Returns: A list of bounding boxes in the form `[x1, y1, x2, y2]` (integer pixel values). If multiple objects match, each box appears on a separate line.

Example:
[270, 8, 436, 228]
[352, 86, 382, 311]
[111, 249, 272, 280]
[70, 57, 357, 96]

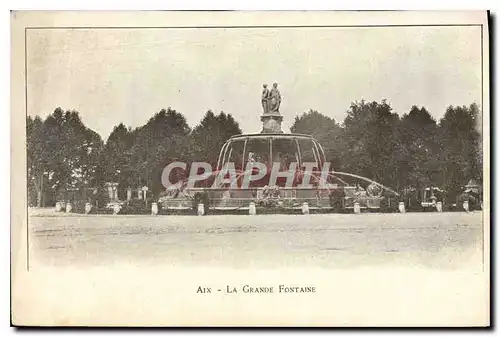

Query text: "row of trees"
[291, 100, 482, 199]
[27, 101, 482, 206]
[27, 107, 243, 206]
[27, 108, 103, 207]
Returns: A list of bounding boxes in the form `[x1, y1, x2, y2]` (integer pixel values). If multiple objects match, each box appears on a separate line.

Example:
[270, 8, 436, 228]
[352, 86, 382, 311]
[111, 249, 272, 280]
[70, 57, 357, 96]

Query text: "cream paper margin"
[10, 11, 490, 327]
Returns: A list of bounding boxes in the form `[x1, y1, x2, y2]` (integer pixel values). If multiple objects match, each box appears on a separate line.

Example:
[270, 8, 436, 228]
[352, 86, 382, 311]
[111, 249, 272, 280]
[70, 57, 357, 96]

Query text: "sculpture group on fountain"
[261, 82, 282, 115]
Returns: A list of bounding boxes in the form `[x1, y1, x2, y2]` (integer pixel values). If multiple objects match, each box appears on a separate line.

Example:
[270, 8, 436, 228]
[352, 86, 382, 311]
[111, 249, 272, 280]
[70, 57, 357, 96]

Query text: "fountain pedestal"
[261, 113, 283, 133]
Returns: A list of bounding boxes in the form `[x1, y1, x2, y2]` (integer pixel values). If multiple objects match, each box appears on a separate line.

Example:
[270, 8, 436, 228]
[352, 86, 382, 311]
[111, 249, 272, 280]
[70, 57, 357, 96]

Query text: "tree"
[397, 106, 439, 189]
[54, 110, 104, 198]
[101, 123, 134, 192]
[290, 109, 344, 169]
[342, 100, 401, 188]
[26, 108, 104, 205]
[129, 108, 192, 196]
[438, 103, 482, 200]
[190, 110, 242, 167]
[27, 116, 47, 206]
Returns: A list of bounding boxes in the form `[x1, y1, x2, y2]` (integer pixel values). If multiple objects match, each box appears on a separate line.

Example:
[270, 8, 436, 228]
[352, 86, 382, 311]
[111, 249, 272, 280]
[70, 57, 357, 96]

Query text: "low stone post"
[436, 202, 443, 213]
[463, 200, 469, 213]
[398, 202, 406, 213]
[55, 202, 62, 212]
[197, 203, 205, 216]
[249, 202, 256, 215]
[353, 202, 361, 214]
[84, 203, 92, 214]
[302, 202, 310, 215]
[151, 202, 158, 215]
[65, 202, 72, 213]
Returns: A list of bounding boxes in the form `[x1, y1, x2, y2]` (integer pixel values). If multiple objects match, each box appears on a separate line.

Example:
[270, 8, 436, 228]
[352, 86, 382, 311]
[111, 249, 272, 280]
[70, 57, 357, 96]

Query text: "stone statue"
[269, 82, 281, 113]
[261, 84, 270, 114]
[260, 82, 284, 133]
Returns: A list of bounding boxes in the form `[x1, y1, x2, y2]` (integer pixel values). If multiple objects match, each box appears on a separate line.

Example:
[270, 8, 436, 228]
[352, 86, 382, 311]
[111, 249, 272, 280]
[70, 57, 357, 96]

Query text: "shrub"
[120, 199, 151, 215]
[93, 207, 115, 215]
[380, 197, 398, 213]
[72, 200, 88, 213]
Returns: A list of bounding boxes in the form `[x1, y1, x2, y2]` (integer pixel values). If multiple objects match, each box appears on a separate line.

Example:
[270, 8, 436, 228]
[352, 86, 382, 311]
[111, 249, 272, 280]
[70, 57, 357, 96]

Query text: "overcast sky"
[26, 26, 482, 139]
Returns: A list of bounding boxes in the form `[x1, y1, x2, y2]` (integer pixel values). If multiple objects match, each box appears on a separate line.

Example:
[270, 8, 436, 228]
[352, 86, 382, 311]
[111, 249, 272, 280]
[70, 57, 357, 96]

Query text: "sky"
[26, 26, 482, 140]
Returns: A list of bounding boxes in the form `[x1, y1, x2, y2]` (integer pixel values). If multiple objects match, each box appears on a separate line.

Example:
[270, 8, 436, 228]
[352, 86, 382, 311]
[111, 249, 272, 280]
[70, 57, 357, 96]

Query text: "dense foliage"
[27, 100, 482, 206]
[290, 101, 482, 201]
[27, 107, 241, 206]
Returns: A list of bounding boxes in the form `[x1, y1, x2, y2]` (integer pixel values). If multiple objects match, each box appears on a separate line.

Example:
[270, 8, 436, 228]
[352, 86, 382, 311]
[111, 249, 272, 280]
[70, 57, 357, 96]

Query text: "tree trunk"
[36, 190, 42, 208]
[35, 173, 43, 207]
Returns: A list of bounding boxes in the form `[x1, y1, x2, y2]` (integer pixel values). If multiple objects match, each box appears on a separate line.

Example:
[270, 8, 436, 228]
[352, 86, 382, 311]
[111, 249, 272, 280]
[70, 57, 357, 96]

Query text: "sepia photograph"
[10, 10, 490, 327]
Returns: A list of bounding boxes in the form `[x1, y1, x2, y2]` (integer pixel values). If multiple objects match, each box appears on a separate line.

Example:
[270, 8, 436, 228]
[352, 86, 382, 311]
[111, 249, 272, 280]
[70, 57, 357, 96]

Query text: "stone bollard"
[84, 203, 92, 214]
[113, 203, 121, 215]
[302, 202, 310, 215]
[65, 202, 72, 213]
[249, 202, 256, 215]
[398, 202, 406, 213]
[353, 202, 361, 214]
[481, 202, 483, 210]
[151, 202, 158, 215]
[197, 203, 205, 216]
[436, 201, 443, 213]
[55, 202, 62, 212]
[463, 200, 469, 213]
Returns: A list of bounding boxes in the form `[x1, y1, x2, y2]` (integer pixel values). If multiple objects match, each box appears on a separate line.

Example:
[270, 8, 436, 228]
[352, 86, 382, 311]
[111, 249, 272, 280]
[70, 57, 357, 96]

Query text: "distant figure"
[261, 84, 270, 114]
[269, 83, 282, 113]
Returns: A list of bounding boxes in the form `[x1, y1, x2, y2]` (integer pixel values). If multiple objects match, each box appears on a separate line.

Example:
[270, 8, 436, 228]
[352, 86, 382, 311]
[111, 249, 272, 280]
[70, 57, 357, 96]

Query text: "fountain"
[160, 83, 399, 213]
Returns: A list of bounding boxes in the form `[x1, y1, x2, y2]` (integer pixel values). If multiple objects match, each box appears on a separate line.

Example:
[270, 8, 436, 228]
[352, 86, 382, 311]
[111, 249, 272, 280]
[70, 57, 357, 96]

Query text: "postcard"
[11, 10, 490, 327]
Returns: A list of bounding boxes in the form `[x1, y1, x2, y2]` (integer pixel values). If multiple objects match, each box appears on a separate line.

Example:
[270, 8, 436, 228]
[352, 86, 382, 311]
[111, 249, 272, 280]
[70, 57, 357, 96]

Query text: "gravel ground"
[28, 211, 484, 270]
